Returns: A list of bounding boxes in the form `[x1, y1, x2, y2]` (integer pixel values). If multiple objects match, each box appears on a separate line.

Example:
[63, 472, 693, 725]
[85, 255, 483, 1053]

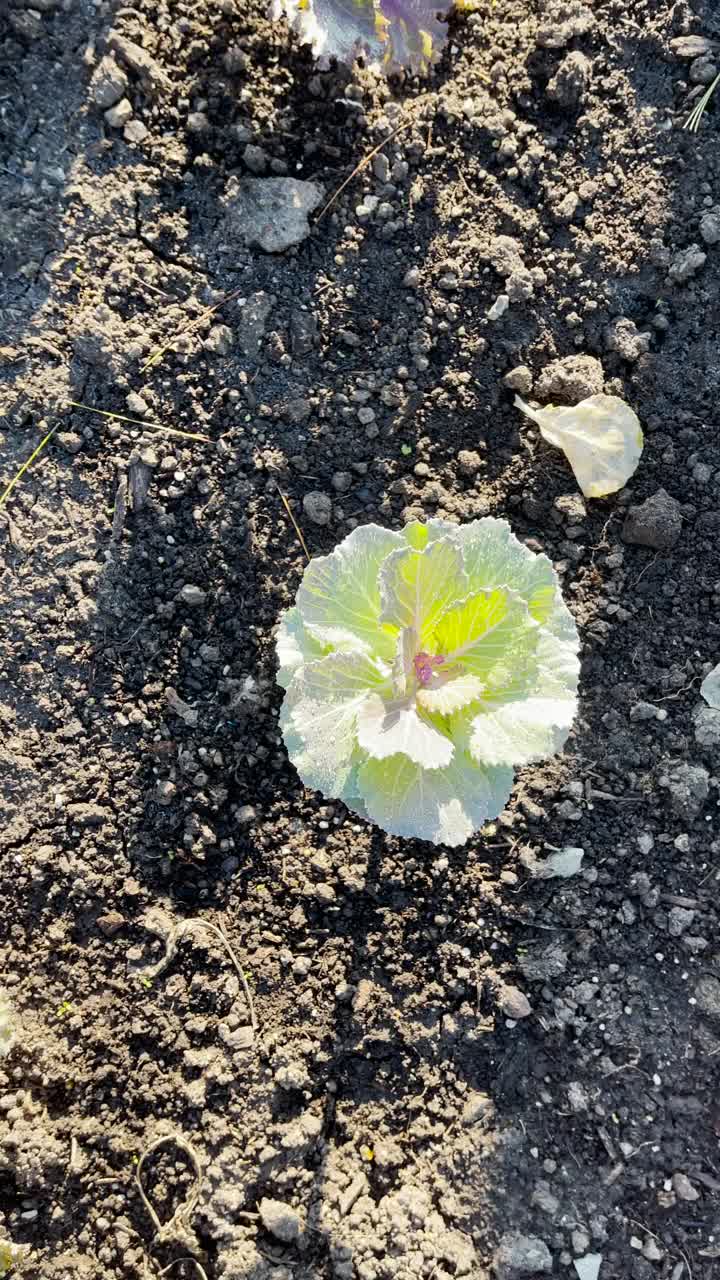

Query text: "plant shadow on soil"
[4, 0, 720, 1275]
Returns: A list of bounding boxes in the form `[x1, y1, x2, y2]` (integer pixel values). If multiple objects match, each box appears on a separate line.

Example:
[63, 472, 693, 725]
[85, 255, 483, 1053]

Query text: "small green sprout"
[56, 1000, 75, 1019]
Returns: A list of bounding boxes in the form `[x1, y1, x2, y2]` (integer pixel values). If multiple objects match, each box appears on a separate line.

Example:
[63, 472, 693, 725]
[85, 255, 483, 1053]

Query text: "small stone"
[690, 56, 719, 85]
[403, 267, 421, 288]
[372, 153, 390, 183]
[672, 1172, 700, 1202]
[663, 761, 709, 819]
[535, 354, 604, 403]
[461, 1091, 494, 1126]
[91, 56, 128, 109]
[124, 120, 148, 144]
[670, 35, 717, 59]
[531, 1182, 560, 1215]
[643, 1239, 664, 1262]
[105, 98, 133, 128]
[243, 143, 268, 174]
[622, 489, 682, 550]
[498, 984, 532, 1020]
[237, 805, 256, 824]
[57, 431, 83, 454]
[503, 365, 533, 395]
[517, 941, 568, 982]
[357, 407, 375, 425]
[203, 324, 233, 356]
[487, 293, 510, 321]
[700, 211, 720, 245]
[546, 51, 592, 106]
[314, 882, 336, 903]
[604, 316, 652, 362]
[567, 1081, 589, 1112]
[259, 1197, 301, 1244]
[155, 780, 177, 807]
[668, 244, 706, 284]
[494, 1233, 552, 1279]
[224, 177, 324, 254]
[187, 111, 210, 133]
[178, 584, 207, 607]
[668, 907, 695, 937]
[332, 471, 353, 493]
[694, 975, 720, 1019]
[164, 688, 198, 727]
[97, 911, 125, 937]
[290, 310, 318, 357]
[303, 491, 332, 526]
[629, 701, 664, 722]
[694, 706, 720, 748]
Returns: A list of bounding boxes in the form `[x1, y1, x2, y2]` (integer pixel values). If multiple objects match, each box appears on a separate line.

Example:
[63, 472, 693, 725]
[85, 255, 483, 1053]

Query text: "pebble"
[332, 471, 352, 493]
[670, 35, 717, 59]
[494, 1233, 552, 1278]
[672, 1172, 699, 1202]
[178, 584, 207, 607]
[604, 316, 651, 362]
[668, 906, 695, 937]
[224, 177, 324, 253]
[203, 324, 233, 356]
[187, 111, 209, 133]
[503, 365, 533, 395]
[303, 491, 332, 526]
[694, 705, 720, 748]
[57, 431, 83, 455]
[238, 291, 275, 359]
[155, 780, 177, 806]
[237, 805, 256, 824]
[699, 210, 720, 245]
[497, 983, 532, 1020]
[164, 687, 198, 727]
[96, 911, 125, 937]
[690, 56, 719, 85]
[259, 1197, 301, 1243]
[487, 293, 510, 321]
[531, 1182, 560, 1215]
[105, 98, 133, 128]
[124, 120, 148, 144]
[662, 761, 709, 819]
[693, 975, 720, 1019]
[668, 244, 707, 284]
[403, 267, 421, 288]
[461, 1091, 494, 1126]
[622, 488, 682, 550]
[91, 55, 128, 108]
[457, 449, 482, 477]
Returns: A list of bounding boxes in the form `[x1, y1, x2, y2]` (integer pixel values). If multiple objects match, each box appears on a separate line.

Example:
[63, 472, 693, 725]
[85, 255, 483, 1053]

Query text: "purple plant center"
[413, 651, 445, 686]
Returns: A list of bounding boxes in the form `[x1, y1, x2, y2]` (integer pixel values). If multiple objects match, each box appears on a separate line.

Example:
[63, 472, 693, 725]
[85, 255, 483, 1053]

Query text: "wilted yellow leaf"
[515, 393, 643, 498]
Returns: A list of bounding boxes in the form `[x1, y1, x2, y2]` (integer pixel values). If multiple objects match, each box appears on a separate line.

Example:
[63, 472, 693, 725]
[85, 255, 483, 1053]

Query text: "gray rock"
[547, 51, 592, 106]
[532, 1182, 560, 1215]
[694, 705, 720, 748]
[622, 489, 682, 550]
[672, 1172, 700, 1201]
[690, 56, 719, 85]
[105, 98, 133, 128]
[494, 1232, 552, 1278]
[108, 33, 171, 94]
[668, 244, 707, 284]
[303, 491, 332, 526]
[663, 761, 709, 819]
[497, 984, 532, 1020]
[203, 324, 233, 356]
[462, 1091, 495, 1126]
[237, 291, 275, 358]
[517, 941, 568, 982]
[604, 316, 652, 362]
[332, 471, 353, 493]
[670, 35, 717, 59]
[668, 906, 695, 937]
[694, 975, 720, 1019]
[243, 143, 268, 174]
[259, 1197, 301, 1243]
[57, 431, 83, 454]
[91, 56, 128, 109]
[700, 210, 720, 245]
[535, 354, 604, 403]
[178, 584, 207, 607]
[503, 365, 533, 395]
[290, 309, 317, 357]
[224, 177, 324, 254]
[187, 111, 209, 133]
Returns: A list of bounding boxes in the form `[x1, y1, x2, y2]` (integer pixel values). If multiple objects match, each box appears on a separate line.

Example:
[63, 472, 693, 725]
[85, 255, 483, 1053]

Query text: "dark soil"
[2, 0, 720, 1276]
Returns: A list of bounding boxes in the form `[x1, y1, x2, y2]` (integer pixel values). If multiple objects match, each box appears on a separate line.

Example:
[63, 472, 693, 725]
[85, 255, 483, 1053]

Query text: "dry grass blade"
[141, 285, 244, 373]
[315, 112, 417, 223]
[136, 1133, 208, 1280]
[684, 73, 720, 131]
[275, 481, 311, 562]
[0, 423, 60, 513]
[67, 401, 212, 443]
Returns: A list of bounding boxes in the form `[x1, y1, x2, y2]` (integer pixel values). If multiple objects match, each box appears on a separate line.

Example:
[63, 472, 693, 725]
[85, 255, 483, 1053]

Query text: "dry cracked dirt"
[2, 0, 720, 1278]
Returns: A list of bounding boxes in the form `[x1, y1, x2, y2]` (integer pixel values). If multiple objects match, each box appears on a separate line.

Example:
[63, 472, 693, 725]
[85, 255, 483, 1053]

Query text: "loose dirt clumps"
[3, 0, 720, 1276]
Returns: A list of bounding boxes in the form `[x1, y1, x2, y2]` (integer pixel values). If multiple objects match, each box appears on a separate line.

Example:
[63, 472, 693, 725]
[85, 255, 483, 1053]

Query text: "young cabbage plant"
[270, 0, 454, 73]
[277, 517, 580, 846]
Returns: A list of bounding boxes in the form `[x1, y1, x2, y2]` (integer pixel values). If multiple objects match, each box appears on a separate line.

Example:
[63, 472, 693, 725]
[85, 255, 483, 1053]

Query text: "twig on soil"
[314, 109, 420, 223]
[0, 422, 60, 513]
[275, 481, 311, 562]
[68, 401, 212, 443]
[140, 285, 244, 373]
[136, 912, 258, 1035]
[654, 676, 699, 702]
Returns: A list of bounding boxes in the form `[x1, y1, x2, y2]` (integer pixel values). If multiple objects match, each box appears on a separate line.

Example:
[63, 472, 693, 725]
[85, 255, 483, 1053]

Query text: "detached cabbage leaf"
[277, 517, 580, 846]
[271, 0, 451, 72]
[701, 662, 720, 709]
[515, 392, 644, 499]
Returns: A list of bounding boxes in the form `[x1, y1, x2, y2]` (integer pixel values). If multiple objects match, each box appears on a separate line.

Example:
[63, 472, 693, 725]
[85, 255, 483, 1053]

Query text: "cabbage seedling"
[271, 0, 453, 73]
[277, 517, 580, 846]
